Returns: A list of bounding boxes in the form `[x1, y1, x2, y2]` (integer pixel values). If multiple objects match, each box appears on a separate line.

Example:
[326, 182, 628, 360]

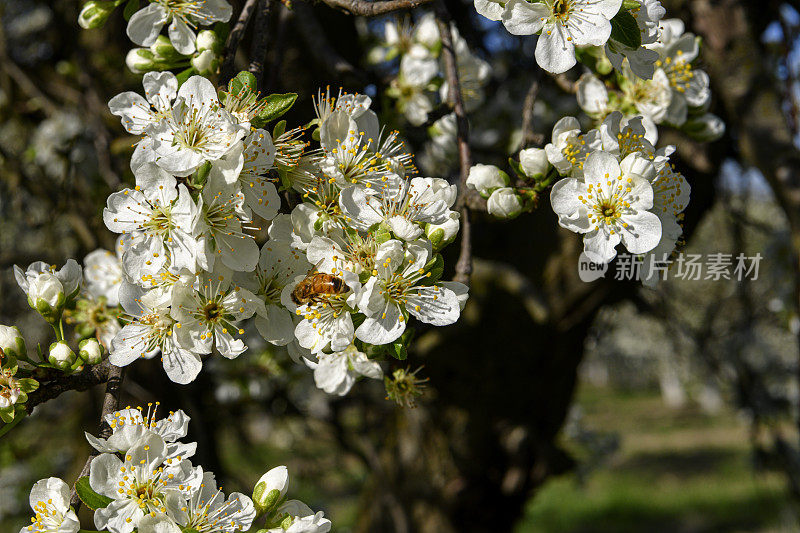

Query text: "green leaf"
[75, 476, 113, 510]
[122, 0, 139, 21]
[622, 0, 640, 9]
[229, 70, 257, 96]
[0, 409, 27, 438]
[610, 9, 641, 49]
[17, 378, 39, 394]
[255, 93, 298, 124]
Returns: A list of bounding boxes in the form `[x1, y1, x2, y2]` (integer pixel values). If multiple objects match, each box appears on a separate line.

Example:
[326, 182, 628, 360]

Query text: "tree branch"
[435, 1, 473, 285]
[521, 72, 544, 148]
[248, 0, 273, 85]
[69, 363, 125, 507]
[316, 0, 433, 17]
[26, 361, 113, 413]
[220, 0, 260, 85]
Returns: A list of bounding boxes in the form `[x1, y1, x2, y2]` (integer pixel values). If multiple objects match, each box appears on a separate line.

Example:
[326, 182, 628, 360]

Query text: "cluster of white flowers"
[576, 19, 724, 143]
[97, 72, 468, 390]
[19, 404, 328, 533]
[79, 0, 229, 76]
[370, 14, 491, 126]
[547, 111, 689, 282]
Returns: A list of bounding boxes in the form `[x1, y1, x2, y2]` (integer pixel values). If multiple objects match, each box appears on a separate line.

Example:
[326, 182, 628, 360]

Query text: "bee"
[291, 266, 348, 306]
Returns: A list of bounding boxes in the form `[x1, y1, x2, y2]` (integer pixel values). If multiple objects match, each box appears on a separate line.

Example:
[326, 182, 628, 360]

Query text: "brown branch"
[26, 361, 113, 414]
[435, 2, 473, 285]
[220, 0, 260, 86]
[548, 72, 577, 94]
[69, 364, 125, 507]
[521, 72, 544, 148]
[316, 0, 433, 17]
[248, 0, 272, 85]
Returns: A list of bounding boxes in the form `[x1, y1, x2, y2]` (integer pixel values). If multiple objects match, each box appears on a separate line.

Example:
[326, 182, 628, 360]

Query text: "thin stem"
[220, 0, 260, 85]
[435, 1, 473, 285]
[317, 0, 433, 17]
[70, 363, 125, 508]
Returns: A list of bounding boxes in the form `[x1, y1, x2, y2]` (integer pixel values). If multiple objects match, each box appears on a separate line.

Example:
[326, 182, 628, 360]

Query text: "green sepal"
[181, 528, 201, 533]
[622, 0, 640, 10]
[189, 161, 212, 190]
[391, 341, 407, 361]
[75, 476, 114, 510]
[123, 0, 139, 21]
[610, 8, 641, 49]
[374, 223, 392, 244]
[273, 120, 286, 139]
[420, 253, 444, 285]
[0, 405, 15, 423]
[17, 378, 38, 394]
[508, 157, 527, 181]
[278, 168, 293, 192]
[2, 358, 17, 374]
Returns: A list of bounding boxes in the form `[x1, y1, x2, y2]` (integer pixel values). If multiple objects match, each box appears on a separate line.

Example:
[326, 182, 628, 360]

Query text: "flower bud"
[78, 0, 117, 30]
[253, 465, 289, 516]
[487, 187, 523, 219]
[425, 211, 460, 250]
[191, 50, 219, 75]
[466, 164, 509, 197]
[78, 338, 104, 365]
[683, 113, 725, 142]
[28, 273, 65, 321]
[519, 147, 550, 180]
[126, 49, 158, 74]
[150, 35, 185, 62]
[0, 325, 26, 361]
[48, 341, 76, 371]
[196, 30, 222, 53]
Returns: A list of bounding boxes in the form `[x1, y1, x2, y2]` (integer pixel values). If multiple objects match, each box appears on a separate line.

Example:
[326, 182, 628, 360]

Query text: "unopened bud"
[253, 465, 289, 516]
[196, 30, 222, 53]
[48, 341, 76, 371]
[126, 49, 159, 74]
[78, 338, 104, 365]
[487, 187, 523, 219]
[425, 211, 460, 250]
[28, 274, 65, 321]
[519, 147, 550, 180]
[78, 0, 118, 30]
[191, 50, 219, 75]
[150, 35, 185, 62]
[466, 164, 509, 197]
[0, 325, 26, 361]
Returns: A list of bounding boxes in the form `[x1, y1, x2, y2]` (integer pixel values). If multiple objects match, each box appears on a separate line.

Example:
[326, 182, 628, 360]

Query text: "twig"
[521, 73, 544, 148]
[435, 1, 473, 285]
[549, 72, 576, 94]
[220, 0, 260, 85]
[316, 0, 433, 17]
[69, 364, 125, 507]
[25, 361, 113, 413]
[248, 0, 272, 85]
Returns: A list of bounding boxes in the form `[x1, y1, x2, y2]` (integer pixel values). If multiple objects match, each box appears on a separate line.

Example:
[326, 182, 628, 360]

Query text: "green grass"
[516, 386, 791, 533]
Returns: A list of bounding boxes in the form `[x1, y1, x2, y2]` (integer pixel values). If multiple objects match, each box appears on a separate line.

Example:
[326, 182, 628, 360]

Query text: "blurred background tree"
[1, 0, 800, 531]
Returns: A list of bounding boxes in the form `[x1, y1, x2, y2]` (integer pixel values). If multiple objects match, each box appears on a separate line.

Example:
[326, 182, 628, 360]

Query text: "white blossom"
[306, 344, 383, 396]
[500, 0, 622, 74]
[19, 478, 80, 533]
[550, 150, 662, 263]
[127, 0, 232, 55]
